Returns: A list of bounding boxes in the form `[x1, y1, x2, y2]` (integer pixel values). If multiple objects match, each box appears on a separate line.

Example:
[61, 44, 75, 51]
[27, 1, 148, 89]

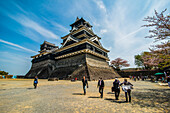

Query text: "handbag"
[111, 87, 115, 92]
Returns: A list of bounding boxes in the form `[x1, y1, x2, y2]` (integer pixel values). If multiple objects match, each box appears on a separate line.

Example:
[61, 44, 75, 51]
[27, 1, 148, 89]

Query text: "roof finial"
[76, 16, 79, 20]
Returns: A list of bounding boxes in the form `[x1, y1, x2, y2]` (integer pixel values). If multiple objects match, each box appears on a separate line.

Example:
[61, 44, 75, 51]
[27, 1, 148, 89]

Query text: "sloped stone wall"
[25, 60, 56, 78]
[50, 54, 87, 79]
[25, 53, 120, 80]
[86, 54, 109, 68]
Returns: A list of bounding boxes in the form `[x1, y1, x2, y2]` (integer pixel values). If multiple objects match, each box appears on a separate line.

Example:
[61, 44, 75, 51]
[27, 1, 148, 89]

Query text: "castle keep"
[25, 17, 120, 80]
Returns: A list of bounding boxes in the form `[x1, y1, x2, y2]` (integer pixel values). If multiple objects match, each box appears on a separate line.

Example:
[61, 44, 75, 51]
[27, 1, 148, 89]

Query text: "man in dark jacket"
[97, 77, 104, 98]
[82, 76, 88, 95]
[113, 78, 120, 100]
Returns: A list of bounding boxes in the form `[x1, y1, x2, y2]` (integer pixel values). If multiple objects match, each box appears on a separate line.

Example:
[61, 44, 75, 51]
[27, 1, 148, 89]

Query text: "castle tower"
[25, 17, 120, 80]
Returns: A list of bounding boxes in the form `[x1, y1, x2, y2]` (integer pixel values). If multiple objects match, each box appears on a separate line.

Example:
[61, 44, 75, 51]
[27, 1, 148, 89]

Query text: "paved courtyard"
[0, 78, 169, 113]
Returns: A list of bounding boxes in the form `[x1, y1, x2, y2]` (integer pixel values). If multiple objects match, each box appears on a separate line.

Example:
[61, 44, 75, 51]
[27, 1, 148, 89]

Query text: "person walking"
[162, 77, 165, 83]
[134, 76, 136, 81]
[82, 76, 88, 95]
[129, 76, 132, 80]
[120, 79, 133, 102]
[113, 78, 120, 100]
[33, 76, 38, 89]
[167, 76, 170, 87]
[97, 77, 104, 98]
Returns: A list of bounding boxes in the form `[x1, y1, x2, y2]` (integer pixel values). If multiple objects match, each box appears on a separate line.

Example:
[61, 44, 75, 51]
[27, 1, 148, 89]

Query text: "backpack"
[34, 80, 37, 84]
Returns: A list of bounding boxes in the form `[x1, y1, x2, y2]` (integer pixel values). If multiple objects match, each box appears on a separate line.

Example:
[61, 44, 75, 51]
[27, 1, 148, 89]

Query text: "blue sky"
[0, 0, 169, 75]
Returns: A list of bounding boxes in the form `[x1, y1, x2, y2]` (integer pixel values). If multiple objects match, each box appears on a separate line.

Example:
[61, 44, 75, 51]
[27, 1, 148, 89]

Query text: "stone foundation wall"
[86, 54, 109, 68]
[55, 54, 86, 68]
[25, 53, 120, 80]
[50, 54, 88, 79]
[25, 60, 56, 78]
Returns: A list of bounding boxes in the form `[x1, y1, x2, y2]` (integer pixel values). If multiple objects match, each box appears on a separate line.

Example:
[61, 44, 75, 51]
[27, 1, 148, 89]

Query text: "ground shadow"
[132, 88, 170, 111]
[107, 92, 114, 94]
[88, 96, 100, 98]
[27, 88, 34, 90]
[105, 98, 127, 103]
[72, 93, 84, 95]
[0, 89, 6, 91]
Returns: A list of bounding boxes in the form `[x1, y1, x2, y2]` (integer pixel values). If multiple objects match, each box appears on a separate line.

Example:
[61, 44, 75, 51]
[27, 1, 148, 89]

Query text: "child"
[33, 76, 38, 89]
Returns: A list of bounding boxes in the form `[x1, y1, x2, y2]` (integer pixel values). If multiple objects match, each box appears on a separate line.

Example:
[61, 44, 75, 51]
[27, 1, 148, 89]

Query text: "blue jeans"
[83, 86, 86, 95]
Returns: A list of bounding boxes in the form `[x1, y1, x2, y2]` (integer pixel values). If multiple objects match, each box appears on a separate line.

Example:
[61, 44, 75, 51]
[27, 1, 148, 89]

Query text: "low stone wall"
[118, 70, 158, 78]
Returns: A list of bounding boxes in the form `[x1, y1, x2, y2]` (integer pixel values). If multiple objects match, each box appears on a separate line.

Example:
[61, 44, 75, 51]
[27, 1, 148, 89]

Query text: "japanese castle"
[25, 17, 120, 80]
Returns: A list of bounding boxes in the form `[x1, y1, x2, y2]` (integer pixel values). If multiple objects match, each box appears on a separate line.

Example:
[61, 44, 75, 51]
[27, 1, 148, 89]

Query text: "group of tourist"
[82, 76, 133, 102]
[129, 75, 147, 81]
[129, 74, 170, 87]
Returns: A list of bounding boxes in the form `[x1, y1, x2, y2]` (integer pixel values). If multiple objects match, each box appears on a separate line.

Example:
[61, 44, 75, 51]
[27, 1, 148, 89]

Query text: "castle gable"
[62, 35, 80, 47]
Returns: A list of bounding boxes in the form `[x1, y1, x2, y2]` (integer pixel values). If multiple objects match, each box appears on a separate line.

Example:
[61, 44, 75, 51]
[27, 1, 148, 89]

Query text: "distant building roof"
[40, 41, 56, 46]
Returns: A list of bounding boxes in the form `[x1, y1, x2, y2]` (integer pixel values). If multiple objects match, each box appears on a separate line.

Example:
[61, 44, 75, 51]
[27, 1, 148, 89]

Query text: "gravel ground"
[0, 78, 169, 113]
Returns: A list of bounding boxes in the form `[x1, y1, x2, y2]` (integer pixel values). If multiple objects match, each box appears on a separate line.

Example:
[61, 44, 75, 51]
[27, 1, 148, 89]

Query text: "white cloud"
[100, 29, 107, 35]
[0, 51, 31, 62]
[0, 39, 37, 53]
[116, 27, 144, 42]
[93, 0, 107, 13]
[1, 2, 61, 42]
[11, 15, 59, 40]
[50, 21, 69, 33]
[20, 16, 58, 39]
[0, 51, 32, 75]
